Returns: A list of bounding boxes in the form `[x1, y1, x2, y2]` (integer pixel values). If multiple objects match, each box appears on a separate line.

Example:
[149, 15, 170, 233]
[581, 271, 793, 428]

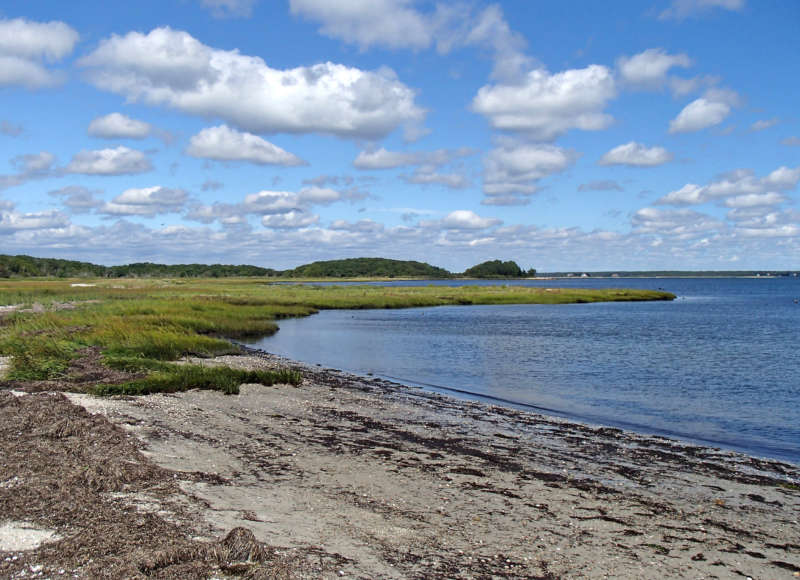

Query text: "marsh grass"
[0, 278, 674, 394]
[92, 364, 302, 396]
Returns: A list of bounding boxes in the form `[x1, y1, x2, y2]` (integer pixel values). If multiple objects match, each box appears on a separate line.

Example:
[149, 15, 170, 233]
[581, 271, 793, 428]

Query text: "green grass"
[93, 364, 302, 396]
[0, 277, 674, 395]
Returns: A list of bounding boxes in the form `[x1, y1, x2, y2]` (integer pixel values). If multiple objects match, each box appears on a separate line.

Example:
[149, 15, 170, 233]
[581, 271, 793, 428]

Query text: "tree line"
[0, 254, 540, 280]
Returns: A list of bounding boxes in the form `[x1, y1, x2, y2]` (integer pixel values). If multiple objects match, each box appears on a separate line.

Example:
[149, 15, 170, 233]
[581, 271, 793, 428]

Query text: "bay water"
[247, 278, 800, 463]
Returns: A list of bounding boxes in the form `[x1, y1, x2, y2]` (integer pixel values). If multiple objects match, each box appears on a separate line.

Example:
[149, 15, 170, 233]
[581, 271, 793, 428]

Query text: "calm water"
[249, 278, 800, 463]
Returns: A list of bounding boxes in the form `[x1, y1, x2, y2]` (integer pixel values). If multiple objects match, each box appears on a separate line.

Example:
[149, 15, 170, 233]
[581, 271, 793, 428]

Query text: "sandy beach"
[1, 351, 799, 578]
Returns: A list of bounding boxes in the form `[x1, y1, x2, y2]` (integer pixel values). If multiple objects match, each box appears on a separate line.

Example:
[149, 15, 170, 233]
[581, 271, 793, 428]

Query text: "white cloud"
[79, 27, 424, 140]
[290, 0, 433, 50]
[727, 207, 800, 238]
[483, 142, 577, 199]
[0, 18, 78, 89]
[617, 48, 691, 89]
[401, 170, 469, 189]
[461, 4, 533, 81]
[353, 146, 473, 170]
[66, 147, 152, 175]
[763, 165, 800, 189]
[422, 210, 502, 230]
[330, 219, 384, 233]
[472, 65, 616, 141]
[657, 165, 799, 206]
[12, 152, 56, 174]
[100, 186, 187, 217]
[48, 185, 104, 213]
[242, 191, 302, 215]
[296, 186, 342, 205]
[481, 195, 530, 207]
[353, 146, 472, 190]
[291, 2, 531, 81]
[0, 18, 79, 60]
[750, 118, 778, 132]
[0, 209, 70, 234]
[200, 0, 256, 18]
[598, 142, 673, 167]
[781, 136, 800, 147]
[660, 0, 745, 20]
[88, 113, 152, 139]
[669, 89, 739, 133]
[187, 184, 358, 227]
[186, 125, 306, 166]
[353, 148, 421, 169]
[723, 192, 786, 208]
[631, 207, 723, 238]
[0, 56, 62, 89]
[0, 151, 58, 190]
[261, 210, 319, 229]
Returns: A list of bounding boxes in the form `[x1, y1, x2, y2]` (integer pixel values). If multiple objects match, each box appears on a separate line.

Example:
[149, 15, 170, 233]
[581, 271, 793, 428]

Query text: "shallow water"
[248, 278, 800, 463]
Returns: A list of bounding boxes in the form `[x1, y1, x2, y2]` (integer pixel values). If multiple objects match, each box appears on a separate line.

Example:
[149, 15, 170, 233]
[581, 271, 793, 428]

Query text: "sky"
[0, 0, 798, 272]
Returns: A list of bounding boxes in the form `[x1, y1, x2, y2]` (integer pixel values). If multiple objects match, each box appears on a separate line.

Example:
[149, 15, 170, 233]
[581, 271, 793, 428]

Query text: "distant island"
[0, 254, 796, 280]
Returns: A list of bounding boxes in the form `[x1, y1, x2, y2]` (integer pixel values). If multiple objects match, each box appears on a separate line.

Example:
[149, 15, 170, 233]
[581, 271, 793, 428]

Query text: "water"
[248, 278, 800, 463]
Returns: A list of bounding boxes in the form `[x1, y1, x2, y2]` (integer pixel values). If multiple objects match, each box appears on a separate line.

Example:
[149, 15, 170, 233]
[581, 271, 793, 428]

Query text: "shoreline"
[234, 343, 799, 467]
[2, 351, 799, 578]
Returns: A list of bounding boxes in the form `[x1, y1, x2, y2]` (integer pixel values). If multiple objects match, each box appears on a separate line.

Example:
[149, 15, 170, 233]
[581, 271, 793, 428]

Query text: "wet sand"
[2, 351, 799, 578]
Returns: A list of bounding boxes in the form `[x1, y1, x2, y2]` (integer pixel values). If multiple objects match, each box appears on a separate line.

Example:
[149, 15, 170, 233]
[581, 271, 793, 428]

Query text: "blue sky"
[0, 0, 798, 271]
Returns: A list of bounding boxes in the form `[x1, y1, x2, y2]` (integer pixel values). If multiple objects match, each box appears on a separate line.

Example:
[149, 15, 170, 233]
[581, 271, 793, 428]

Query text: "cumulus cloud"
[66, 146, 152, 175]
[482, 142, 578, 202]
[290, 0, 433, 50]
[353, 148, 422, 170]
[186, 125, 306, 166]
[0, 151, 58, 190]
[186, 185, 360, 229]
[422, 210, 502, 230]
[726, 207, 800, 238]
[669, 88, 739, 133]
[632, 207, 723, 238]
[329, 219, 384, 233]
[723, 192, 786, 208]
[261, 210, 319, 229]
[657, 165, 800, 206]
[88, 113, 152, 139]
[0, 18, 79, 88]
[401, 170, 469, 189]
[99, 186, 187, 217]
[291, 1, 531, 81]
[598, 142, 673, 167]
[617, 48, 691, 89]
[48, 185, 104, 213]
[472, 65, 616, 141]
[659, 0, 745, 20]
[353, 146, 473, 170]
[353, 146, 472, 190]
[0, 208, 70, 234]
[79, 27, 424, 140]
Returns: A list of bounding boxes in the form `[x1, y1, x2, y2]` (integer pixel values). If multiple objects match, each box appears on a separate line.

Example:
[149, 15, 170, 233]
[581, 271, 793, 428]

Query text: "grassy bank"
[0, 278, 674, 395]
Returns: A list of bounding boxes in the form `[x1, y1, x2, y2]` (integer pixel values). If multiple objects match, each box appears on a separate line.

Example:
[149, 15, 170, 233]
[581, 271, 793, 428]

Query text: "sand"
[1, 351, 799, 578]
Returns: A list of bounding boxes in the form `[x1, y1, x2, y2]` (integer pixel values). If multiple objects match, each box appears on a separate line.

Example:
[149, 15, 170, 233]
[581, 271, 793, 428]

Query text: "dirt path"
[2, 352, 799, 578]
